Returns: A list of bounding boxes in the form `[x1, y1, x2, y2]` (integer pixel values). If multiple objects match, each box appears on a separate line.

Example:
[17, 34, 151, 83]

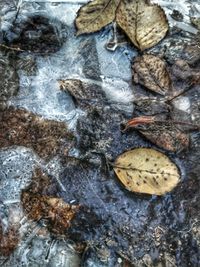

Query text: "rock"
[6, 15, 68, 55]
[170, 10, 184, 22]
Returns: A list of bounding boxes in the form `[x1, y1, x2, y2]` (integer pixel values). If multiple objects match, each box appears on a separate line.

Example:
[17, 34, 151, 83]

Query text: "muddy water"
[0, 1, 200, 266]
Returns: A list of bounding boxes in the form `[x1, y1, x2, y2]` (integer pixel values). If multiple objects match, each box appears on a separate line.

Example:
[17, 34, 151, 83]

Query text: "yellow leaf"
[114, 148, 180, 195]
[75, 0, 121, 35]
[116, 0, 168, 50]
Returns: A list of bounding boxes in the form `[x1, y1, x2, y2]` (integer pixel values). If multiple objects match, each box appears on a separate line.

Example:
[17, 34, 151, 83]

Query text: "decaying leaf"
[75, 0, 121, 35]
[132, 54, 171, 95]
[116, 0, 168, 50]
[114, 148, 180, 195]
[124, 116, 190, 152]
[59, 79, 105, 103]
[0, 107, 74, 159]
[0, 223, 19, 256]
[21, 192, 80, 234]
[59, 79, 106, 111]
[21, 167, 80, 234]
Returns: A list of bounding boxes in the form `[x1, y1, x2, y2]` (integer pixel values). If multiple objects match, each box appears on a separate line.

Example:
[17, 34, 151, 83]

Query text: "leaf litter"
[75, 0, 169, 50]
[0, 0, 200, 265]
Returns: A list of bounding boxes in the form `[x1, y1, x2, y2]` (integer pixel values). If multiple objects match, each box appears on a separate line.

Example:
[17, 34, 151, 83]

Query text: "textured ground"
[0, 1, 199, 266]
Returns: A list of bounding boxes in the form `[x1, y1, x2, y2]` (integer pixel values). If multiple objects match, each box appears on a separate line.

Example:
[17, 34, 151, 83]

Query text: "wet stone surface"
[0, 1, 200, 267]
[4, 15, 68, 55]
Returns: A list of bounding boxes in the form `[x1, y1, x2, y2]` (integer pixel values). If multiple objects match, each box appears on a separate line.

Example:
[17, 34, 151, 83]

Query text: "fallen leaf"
[123, 116, 190, 152]
[21, 167, 80, 234]
[21, 192, 80, 234]
[59, 79, 106, 111]
[116, 0, 168, 50]
[75, 0, 121, 35]
[114, 148, 180, 195]
[75, 0, 168, 51]
[132, 54, 171, 95]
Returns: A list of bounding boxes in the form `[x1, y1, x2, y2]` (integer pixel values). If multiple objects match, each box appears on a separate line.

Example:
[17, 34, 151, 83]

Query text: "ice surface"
[0, 147, 40, 202]
[152, 0, 199, 34]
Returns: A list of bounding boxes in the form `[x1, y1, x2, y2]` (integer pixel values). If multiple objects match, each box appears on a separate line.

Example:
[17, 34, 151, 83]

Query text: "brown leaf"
[21, 167, 80, 234]
[75, 0, 121, 35]
[132, 54, 171, 95]
[116, 0, 168, 50]
[21, 192, 79, 234]
[114, 148, 180, 195]
[124, 116, 190, 152]
[59, 79, 106, 105]
[0, 107, 74, 159]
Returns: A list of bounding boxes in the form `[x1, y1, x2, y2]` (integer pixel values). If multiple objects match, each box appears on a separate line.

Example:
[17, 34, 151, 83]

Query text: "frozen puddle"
[0, 0, 200, 266]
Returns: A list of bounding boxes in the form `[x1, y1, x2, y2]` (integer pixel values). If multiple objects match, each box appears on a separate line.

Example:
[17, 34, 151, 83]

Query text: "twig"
[0, 44, 25, 52]
[166, 83, 196, 103]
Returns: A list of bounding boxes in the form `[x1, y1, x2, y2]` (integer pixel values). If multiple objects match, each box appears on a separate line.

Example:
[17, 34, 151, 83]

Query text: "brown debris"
[0, 223, 19, 256]
[0, 107, 74, 159]
[24, 167, 58, 195]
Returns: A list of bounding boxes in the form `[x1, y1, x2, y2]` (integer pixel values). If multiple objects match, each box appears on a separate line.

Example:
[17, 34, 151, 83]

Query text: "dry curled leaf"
[124, 116, 190, 152]
[114, 148, 180, 195]
[75, 0, 121, 35]
[132, 54, 171, 95]
[116, 0, 168, 50]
